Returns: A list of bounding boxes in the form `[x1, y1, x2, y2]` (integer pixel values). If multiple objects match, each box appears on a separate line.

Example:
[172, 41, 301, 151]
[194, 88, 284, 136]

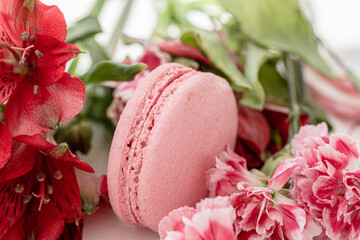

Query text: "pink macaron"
[107, 63, 238, 231]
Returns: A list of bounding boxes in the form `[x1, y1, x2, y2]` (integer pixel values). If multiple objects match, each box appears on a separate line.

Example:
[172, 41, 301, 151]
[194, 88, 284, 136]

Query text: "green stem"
[89, 0, 106, 18]
[106, 0, 134, 58]
[68, 56, 79, 76]
[284, 53, 301, 141]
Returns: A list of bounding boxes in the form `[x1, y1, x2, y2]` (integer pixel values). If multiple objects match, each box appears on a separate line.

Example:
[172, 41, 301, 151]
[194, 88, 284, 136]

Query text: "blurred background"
[43, 0, 360, 73]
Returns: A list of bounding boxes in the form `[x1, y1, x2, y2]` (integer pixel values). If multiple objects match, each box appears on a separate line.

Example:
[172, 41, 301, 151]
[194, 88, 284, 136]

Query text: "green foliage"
[67, 17, 102, 43]
[181, 30, 251, 91]
[84, 61, 147, 83]
[220, 0, 333, 77]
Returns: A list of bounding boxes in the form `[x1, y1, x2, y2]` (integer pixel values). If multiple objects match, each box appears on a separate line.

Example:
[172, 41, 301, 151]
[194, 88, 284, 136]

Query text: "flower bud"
[65, 121, 93, 154]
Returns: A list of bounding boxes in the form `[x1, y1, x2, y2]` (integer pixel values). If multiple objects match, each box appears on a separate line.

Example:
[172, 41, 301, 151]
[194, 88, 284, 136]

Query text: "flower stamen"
[0, 41, 8, 48]
[54, 170, 63, 180]
[21, 31, 30, 41]
[15, 183, 24, 193]
[29, 35, 36, 41]
[32, 173, 50, 211]
[10, 44, 34, 66]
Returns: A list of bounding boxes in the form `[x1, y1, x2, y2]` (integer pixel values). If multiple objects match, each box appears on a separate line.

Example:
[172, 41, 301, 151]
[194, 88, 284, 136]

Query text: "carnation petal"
[269, 157, 306, 192]
[291, 123, 328, 155]
[158, 206, 197, 239]
[184, 208, 236, 240]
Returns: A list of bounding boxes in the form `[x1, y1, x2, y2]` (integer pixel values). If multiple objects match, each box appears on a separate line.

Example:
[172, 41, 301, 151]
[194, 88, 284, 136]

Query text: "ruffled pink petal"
[313, 175, 342, 205]
[164, 231, 185, 240]
[291, 123, 328, 155]
[206, 148, 263, 197]
[5, 73, 85, 137]
[329, 134, 359, 170]
[322, 207, 350, 240]
[183, 208, 236, 240]
[344, 170, 360, 202]
[196, 196, 231, 211]
[302, 213, 323, 240]
[158, 206, 198, 240]
[269, 157, 306, 192]
[317, 145, 348, 175]
[277, 203, 306, 240]
[0, 121, 12, 169]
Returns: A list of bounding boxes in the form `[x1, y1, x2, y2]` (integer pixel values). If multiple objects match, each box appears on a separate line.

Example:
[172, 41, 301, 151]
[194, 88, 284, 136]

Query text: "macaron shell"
[107, 63, 190, 223]
[136, 72, 238, 230]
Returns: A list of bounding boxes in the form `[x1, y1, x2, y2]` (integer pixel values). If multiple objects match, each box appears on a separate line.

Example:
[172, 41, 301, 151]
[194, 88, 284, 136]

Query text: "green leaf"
[85, 61, 147, 84]
[261, 145, 291, 178]
[181, 30, 251, 91]
[81, 38, 110, 64]
[259, 59, 290, 101]
[67, 17, 102, 43]
[241, 43, 275, 109]
[220, 0, 333, 77]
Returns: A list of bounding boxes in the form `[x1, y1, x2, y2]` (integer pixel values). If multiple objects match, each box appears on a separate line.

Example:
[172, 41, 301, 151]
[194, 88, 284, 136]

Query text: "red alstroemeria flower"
[0, 0, 83, 136]
[206, 147, 322, 239]
[0, 134, 93, 239]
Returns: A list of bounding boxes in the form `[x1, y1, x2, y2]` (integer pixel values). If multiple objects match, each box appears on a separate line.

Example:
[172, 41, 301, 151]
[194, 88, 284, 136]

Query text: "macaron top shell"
[107, 63, 238, 231]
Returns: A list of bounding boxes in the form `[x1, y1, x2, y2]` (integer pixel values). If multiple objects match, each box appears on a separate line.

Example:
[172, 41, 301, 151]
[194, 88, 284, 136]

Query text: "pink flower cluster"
[160, 123, 360, 240]
[279, 123, 360, 239]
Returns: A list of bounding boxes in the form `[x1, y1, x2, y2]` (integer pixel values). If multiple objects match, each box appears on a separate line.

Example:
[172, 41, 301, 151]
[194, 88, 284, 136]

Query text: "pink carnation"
[158, 197, 236, 240]
[278, 123, 360, 240]
[206, 148, 321, 240]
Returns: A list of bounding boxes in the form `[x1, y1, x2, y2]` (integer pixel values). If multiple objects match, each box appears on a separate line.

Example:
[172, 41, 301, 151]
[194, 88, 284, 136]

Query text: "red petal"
[238, 104, 270, 153]
[1, 218, 25, 240]
[59, 220, 84, 240]
[0, 142, 37, 181]
[5, 73, 85, 137]
[0, 25, 19, 104]
[43, 159, 83, 222]
[32, 35, 80, 86]
[0, 122, 12, 169]
[15, 134, 94, 173]
[157, 40, 213, 65]
[0, 0, 67, 42]
[35, 211, 65, 240]
[0, 179, 27, 239]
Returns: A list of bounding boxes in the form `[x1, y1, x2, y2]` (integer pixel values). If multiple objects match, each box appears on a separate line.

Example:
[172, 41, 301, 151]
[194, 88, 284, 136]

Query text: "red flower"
[0, 0, 83, 137]
[0, 134, 93, 239]
[0, 121, 12, 169]
[235, 104, 270, 168]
